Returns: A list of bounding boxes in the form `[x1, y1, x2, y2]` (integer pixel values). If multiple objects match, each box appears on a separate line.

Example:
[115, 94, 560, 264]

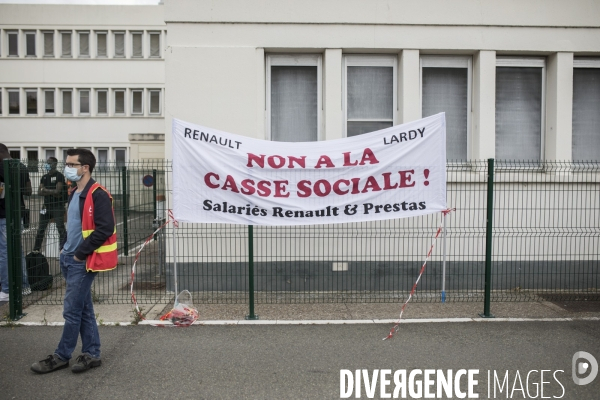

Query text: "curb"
[5, 316, 598, 327]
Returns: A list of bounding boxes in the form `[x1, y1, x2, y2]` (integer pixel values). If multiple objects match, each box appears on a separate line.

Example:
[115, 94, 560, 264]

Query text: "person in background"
[0, 143, 32, 301]
[33, 157, 67, 253]
[31, 148, 117, 374]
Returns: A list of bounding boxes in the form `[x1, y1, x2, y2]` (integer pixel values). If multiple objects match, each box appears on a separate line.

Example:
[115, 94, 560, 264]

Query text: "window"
[43, 31, 54, 57]
[79, 32, 89, 57]
[96, 32, 107, 57]
[149, 32, 160, 58]
[9, 150, 20, 159]
[97, 90, 108, 115]
[61, 31, 72, 57]
[421, 56, 471, 161]
[267, 54, 321, 142]
[26, 90, 37, 115]
[114, 90, 125, 114]
[0, 90, 2, 115]
[44, 148, 55, 159]
[8, 31, 18, 56]
[131, 90, 143, 114]
[62, 90, 72, 115]
[149, 90, 161, 114]
[115, 148, 126, 168]
[27, 150, 39, 172]
[79, 90, 90, 114]
[114, 32, 125, 57]
[132, 32, 143, 58]
[25, 31, 36, 57]
[572, 60, 600, 162]
[344, 55, 396, 138]
[495, 58, 545, 162]
[9, 90, 19, 114]
[44, 90, 55, 114]
[97, 149, 109, 171]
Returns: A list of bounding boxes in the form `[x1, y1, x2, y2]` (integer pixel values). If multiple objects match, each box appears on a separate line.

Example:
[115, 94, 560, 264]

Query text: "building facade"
[163, 0, 600, 164]
[0, 3, 166, 164]
[2, 1, 599, 164]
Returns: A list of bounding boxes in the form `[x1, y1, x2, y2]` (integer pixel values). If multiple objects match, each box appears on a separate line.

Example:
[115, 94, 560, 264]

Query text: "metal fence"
[2, 159, 599, 318]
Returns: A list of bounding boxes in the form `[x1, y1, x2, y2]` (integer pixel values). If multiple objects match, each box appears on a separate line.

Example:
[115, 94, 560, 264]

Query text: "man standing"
[33, 157, 67, 253]
[31, 148, 117, 374]
[0, 143, 32, 302]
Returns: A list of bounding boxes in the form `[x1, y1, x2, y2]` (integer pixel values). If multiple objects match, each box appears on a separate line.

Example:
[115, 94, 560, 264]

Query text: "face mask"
[64, 166, 82, 182]
[44, 164, 51, 172]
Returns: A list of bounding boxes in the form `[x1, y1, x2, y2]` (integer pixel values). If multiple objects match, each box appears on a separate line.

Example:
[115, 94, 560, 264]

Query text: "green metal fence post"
[4, 159, 25, 320]
[245, 225, 259, 320]
[121, 166, 128, 255]
[480, 158, 495, 318]
[152, 169, 158, 241]
[152, 169, 157, 221]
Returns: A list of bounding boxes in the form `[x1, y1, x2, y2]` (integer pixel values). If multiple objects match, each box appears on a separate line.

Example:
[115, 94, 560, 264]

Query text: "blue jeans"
[55, 253, 100, 361]
[0, 218, 30, 294]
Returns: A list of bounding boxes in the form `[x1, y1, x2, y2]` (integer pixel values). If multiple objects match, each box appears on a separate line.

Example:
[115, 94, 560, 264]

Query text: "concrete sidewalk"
[3, 297, 600, 326]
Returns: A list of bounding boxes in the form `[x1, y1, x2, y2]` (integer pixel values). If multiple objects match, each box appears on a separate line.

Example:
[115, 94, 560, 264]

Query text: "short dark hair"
[47, 157, 58, 164]
[0, 143, 10, 159]
[66, 148, 96, 174]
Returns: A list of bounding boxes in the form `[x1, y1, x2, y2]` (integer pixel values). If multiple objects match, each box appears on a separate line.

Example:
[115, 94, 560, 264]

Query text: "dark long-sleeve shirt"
[59, 178, 115, 261]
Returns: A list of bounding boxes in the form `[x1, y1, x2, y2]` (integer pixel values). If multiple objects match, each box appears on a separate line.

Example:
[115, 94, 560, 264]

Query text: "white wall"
[0, 4, 164, 26]
[164, 0, 600, 27]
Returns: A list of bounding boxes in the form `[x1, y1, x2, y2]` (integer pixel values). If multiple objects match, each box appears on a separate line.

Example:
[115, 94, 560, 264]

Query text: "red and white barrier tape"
[168, 209, 179, 228]
[383, 208, 455, 340]
[130, 210, 178, 322]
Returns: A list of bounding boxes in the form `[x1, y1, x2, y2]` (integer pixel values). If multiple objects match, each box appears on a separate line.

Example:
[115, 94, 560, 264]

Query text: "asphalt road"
[1, 320, 599, 399]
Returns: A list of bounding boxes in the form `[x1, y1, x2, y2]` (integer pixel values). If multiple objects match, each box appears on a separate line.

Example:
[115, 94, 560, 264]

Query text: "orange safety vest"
[81, 183, 118, 272]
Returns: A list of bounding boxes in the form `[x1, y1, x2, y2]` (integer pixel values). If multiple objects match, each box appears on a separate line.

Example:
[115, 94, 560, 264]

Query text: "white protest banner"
[173, 113, 446, 226]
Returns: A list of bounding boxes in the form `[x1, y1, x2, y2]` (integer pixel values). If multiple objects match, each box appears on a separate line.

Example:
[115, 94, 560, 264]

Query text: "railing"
[3, 159, 599, 320]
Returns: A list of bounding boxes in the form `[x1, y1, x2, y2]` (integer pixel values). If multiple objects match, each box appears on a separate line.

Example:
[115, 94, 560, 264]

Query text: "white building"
[2, 0, 599, 163]
[164, 0, 600, 164]
[0, 2, 166, 164]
